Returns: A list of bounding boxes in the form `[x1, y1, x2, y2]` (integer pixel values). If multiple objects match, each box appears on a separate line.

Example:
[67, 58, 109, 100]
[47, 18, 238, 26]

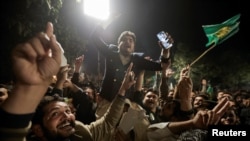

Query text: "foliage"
[6, 0, 86, 63]
[3, 0, 249, 90]
[172, 41, 250, 91]
[7, 0, 63, 44]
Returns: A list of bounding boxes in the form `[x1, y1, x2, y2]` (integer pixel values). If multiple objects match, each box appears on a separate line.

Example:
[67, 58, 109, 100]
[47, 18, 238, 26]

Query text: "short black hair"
[144, 87, 159, 96]
[117, 31, 136, 44]
[32, 94, 65, 125]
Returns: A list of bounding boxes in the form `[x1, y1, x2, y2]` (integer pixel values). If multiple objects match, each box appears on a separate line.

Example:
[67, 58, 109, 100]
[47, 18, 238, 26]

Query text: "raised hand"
[118, 63, 136, 96]
[158, 31, 174, 61]
[192, 97, 230, 129]
[173, 65, 193, 112]
[55, 65, 71, 90]
[74, 55, 84, 73]
[157, 31, 174, 50]
[3, 22, 61, 114]
[12, 22, 61, 86]
[174, 65, 192, 98]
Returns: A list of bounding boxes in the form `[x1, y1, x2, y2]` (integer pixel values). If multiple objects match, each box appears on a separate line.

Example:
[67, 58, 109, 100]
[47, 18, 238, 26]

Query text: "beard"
[41, 121, 76, 141]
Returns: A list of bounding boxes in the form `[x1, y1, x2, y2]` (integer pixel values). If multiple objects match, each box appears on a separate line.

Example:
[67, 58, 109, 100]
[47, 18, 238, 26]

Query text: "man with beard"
[0, 22, 136, 141]
[91, 27, 173, 119]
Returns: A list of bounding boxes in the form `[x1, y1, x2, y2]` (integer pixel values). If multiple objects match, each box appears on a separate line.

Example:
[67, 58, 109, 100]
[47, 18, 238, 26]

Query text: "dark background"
[80, 0, 248, 71]
[0, 0, 248, 89]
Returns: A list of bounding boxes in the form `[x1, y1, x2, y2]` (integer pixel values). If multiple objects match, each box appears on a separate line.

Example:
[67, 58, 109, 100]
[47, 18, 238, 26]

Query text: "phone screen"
[157, 31, 173, 49]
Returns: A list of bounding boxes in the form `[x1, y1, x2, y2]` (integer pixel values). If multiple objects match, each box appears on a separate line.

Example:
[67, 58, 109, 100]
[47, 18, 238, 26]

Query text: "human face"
[217, 91, 224, 102]
[220, 109, 238, 125]
[142, 92, 159, 112]
[118, 35, 135, 56]
[235, 95, 243, 105]
[160, 100, 176, 121]
[42, 101, 76, 138]
[193, 96, 206, 109]
[84, 87, 95, 101]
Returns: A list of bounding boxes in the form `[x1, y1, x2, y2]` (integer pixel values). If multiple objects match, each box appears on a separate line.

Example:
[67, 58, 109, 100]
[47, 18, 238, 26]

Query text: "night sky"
[82, 0, 248, 74]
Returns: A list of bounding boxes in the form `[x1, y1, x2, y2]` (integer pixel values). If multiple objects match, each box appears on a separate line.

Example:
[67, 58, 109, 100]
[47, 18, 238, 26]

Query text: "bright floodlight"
[84, 0, 110, 20]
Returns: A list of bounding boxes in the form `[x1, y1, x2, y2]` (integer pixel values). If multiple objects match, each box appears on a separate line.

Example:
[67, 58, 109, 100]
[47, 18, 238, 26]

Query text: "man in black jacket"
[91, 27, 173, 119]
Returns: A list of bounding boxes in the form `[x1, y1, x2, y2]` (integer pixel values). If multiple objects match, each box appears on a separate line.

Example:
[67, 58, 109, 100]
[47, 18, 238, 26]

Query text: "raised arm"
[147, 97, 230, 140]
[1, 22, 61, 114]
[174, 65, 193, 112]
[71, 55, 84, 85]
[88, 63, 136, 141]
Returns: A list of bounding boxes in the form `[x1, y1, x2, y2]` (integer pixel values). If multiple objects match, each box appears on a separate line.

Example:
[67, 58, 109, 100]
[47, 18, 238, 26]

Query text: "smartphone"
[157, 31, 173, 49]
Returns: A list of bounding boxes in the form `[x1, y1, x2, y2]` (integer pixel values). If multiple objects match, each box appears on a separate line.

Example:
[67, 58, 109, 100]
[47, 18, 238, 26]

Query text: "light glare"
[84, 0, 110, 20]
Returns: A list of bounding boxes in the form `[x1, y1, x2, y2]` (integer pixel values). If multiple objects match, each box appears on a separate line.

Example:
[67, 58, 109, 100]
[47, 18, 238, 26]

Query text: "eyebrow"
[47, 105, 70, 113]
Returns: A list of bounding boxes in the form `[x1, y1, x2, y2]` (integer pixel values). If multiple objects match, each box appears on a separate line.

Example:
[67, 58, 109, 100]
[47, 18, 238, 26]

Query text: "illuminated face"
[142, 92, 159, 111]
[193, 96, 206, 109]
[42, 101, 76, 138]
[118, 35, 135, 56]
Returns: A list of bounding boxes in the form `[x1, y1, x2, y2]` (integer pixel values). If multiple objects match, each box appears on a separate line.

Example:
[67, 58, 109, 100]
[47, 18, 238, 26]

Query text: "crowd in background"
[0, 21, 250, 141]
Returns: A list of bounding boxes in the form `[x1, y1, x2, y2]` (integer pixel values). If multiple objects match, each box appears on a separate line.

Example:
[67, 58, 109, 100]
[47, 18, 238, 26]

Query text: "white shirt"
[147, 122, 179, 141]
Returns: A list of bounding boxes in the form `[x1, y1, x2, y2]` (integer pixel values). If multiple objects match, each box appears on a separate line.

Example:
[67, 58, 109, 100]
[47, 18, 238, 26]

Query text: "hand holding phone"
[157, 31, 174, 49]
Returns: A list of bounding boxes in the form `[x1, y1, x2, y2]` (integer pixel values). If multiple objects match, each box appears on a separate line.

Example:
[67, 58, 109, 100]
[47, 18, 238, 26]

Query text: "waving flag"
[190, 14, 241, 66]
[203, 13, 241, 47]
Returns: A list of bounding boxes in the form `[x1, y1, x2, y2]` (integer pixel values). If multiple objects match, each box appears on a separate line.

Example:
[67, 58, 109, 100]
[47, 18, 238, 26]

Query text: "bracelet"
[160, 56, 170, 63]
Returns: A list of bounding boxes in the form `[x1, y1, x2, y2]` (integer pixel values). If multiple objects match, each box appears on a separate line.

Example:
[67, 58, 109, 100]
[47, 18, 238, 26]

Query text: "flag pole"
[190, 43, 216, 67]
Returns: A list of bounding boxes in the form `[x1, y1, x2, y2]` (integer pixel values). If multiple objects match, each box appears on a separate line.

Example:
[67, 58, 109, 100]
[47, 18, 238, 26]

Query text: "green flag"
[202, 13, 241, 47]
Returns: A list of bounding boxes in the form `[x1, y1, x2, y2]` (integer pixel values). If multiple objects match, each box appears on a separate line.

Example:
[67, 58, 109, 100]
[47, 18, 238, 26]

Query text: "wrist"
[3, 84, 48, 114]
[118, 89, 126, 96]
[160, 56, 170, 63]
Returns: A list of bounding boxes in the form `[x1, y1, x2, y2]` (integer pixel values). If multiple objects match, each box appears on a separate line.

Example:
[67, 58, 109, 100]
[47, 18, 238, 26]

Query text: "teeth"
[59, 122, 70, 128]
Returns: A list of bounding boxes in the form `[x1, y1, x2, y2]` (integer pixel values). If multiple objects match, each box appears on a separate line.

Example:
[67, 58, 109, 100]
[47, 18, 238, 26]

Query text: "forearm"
[160, 77, 169, 100]
[54, 80, 65, 90]
[69, 84, 82, 93]
[134, 70, 144, 91]
[104, 95, 125, 125]
[168, 120, 194, 134]
[1, 84, 48, 114]
[180, 99, 193, 111]
[153, 71, 161, 91]
[71, 72, 79, 85]
[161, 48, 170, 58]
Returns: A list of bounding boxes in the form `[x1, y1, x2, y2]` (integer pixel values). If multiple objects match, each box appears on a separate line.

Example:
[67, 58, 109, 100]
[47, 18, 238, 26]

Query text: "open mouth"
[57, 121, 74, 130]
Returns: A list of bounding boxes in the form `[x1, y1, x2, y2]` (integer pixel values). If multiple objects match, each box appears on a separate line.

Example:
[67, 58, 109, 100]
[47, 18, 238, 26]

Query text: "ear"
[31, 124, 44, 137]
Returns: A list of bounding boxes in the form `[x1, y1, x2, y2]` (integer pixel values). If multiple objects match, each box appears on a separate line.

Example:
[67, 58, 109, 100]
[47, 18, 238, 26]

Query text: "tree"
[1, 0, 87, 83]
